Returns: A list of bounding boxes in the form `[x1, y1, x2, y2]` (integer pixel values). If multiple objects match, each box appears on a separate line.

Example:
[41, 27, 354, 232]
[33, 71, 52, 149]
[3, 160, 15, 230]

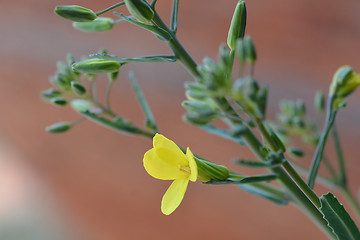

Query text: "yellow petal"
[186, 148, 198, 182]
[143, 149, 186, 180]
[161, 178, 189, 215]
[153, 134, 188, 166]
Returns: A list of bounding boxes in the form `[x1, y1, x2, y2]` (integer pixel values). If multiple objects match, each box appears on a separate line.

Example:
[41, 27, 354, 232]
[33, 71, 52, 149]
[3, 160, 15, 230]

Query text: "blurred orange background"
[1, 0, 360, 239]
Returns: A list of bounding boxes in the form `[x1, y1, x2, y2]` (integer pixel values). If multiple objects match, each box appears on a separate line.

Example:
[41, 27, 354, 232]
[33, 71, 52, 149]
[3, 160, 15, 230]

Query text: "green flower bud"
[233, 76, 259, 101]
[182, 100, 216, 114]
[288, 147, 305, 158]
[236, 39, 246, 64]
[41, 88, 62, 101]
[54, 5, 96, 22]
[71, 82, 87, 96]
[124, 0, 154, 23]
[67, 53, 76, 66]
[51, 97, 68, 106]
[292, 116, 305, 129]
[72, 59, 121, 74]
[183, 112, 215, 125]
[227, 1, 247, 50]
[329, 65, 360, 98]
[194, 157, 229, 181]
[314, 91, 325, 113]
[185, 82, 207, 100]
[46, 122, 72, 133]
[73, 18, 113, 32]
[50, 74, 71, 91]
[245, 35, 257, 64]
[71, 99, 93, 113]
[295, 99, 306, 116]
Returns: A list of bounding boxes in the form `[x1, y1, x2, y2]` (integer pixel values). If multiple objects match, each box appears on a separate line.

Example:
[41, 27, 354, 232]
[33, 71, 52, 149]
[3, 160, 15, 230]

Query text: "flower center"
[179, 165, 191, 176]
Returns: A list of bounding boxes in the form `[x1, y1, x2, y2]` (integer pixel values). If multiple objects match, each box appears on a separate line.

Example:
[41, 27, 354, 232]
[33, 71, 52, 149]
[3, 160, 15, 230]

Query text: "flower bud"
[236, 39, 246, 64]
[185, 82, 207, 100]
[245, 35, 257, 64]
[288, 147, 305, 158]
[182, 100, 216, 114]
[183, 113, 215, 125]
[295, 99, 306, 116]
[54, 5, 96, 22]
[51, 97, 68, 106]
[41, 88, 62, 101]
[71, 99, 93, 113]
[329, 65, 360, 98]
[314, 91, 325, 113]
[124, 0, 154, 23]
[46, 122, 72, 133]
[227, 1, 247, 50]
[72, 59, 121, 74]
[73, 18, 113, 32]
[71, 82, 87, 96]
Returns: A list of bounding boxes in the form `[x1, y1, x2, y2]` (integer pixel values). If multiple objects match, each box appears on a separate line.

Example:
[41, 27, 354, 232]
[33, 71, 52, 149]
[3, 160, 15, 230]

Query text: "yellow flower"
[143, 133, 198, 215]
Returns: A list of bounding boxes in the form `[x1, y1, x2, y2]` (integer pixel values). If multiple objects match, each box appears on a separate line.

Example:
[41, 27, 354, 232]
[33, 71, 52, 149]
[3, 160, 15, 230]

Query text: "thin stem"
[151, 0, 158, 7]
[250, 62, 255, 76]
[308, 95, 336, 188]
[71, 117, 86, 126]
[95, 2, 125, 16]
[282, 160, 321, 208]
[332, 124, 346, 186]
[291, 162, 339, 189]
[322, 155, 338, 180]
[90, 77, 100, 105]
[151, 12, 199, 78]
[254, 118, 278, 150]
[105, 80, 113, 111]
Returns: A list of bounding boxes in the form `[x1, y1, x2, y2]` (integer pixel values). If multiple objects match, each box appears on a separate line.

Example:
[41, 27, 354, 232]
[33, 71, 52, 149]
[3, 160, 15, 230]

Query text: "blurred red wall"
[0, 0, 360, 239]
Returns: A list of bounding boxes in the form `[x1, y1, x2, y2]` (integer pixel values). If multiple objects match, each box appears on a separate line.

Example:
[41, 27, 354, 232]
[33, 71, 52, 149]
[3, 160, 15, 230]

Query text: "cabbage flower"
[143, 133, 198, 215]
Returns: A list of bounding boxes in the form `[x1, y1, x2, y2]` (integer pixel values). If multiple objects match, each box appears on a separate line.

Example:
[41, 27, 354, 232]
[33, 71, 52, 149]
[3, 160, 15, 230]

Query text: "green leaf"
[170, 0, 179, 33]
[114, 13, 171, 40]
[128, 72, 157, 131]
[232, 159, 281, 168]
[91, 53, 176, 63]
[200, 124, 246, 145]
[239, 184, 288, 205]
[81, 110, 141, 135]
[320, 192, 360, 240]
[204, 174, 278, 185]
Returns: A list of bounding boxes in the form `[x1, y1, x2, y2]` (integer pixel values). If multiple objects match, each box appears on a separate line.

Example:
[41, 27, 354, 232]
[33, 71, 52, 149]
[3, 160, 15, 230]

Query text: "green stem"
[291, 162, 339, 189]
[308, 95, 336, 189]
[150, 11, 335, 239]
[254, 118, 321, 207]
[332, 124, 346, 186]
[151, 12, 199, 78]
[95, 2, 125, 16]
[241, 128, 335, 239]
[282, 161, 321, 208]
[105, 80, 113, 111]
[323, 155, 338, 180]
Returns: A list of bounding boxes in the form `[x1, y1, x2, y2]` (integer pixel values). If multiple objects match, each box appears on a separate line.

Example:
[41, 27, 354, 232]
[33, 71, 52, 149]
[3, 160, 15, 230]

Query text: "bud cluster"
[41, 54, 119, 133]
[276, 99, 320, 146]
